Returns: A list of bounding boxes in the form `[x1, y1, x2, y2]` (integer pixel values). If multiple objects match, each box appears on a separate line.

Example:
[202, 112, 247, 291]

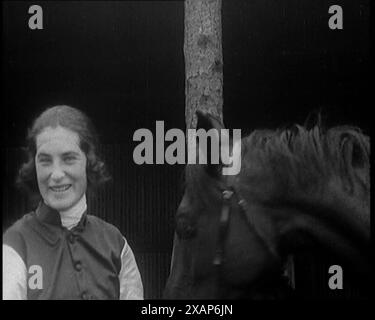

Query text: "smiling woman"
[35, 126, 88, 212]
[2, 105, 144, 300]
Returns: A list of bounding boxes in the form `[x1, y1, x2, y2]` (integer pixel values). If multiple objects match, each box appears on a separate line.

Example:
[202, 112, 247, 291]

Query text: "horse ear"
[196, 110, 225, 131]
[195, 110, 225, 178]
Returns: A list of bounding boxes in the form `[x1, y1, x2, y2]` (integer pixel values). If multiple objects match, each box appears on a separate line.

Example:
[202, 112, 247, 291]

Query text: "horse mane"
[184, 119, 369, 195]
[238, 122, 370, 207]
[179, 119, 370, 239]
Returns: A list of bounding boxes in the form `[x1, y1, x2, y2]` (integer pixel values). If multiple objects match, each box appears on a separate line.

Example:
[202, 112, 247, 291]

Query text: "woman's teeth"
[50, 185, 71, 192]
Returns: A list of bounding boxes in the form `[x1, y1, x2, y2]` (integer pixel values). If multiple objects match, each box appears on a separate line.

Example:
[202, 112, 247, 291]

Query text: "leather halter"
[212, 182, 281, 289]
[212, 189, 233, 268]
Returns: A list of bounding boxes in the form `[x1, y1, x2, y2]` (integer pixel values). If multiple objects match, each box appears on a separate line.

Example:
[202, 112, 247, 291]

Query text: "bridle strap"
[213, 189, 233, 298]
[213, 189, 233, 267]
[234, 186, 280, 263]
[213, 184, 281, 295]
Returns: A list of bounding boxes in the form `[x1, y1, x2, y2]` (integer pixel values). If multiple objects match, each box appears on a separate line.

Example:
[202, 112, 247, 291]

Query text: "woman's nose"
[50, 164, 65, 181]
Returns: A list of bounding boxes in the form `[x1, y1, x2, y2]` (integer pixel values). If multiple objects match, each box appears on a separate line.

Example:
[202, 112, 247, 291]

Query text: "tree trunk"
[184, 0, 223, 129]
[182, 0, 296, 293]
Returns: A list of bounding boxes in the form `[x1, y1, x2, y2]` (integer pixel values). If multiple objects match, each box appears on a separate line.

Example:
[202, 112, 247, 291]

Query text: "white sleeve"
[2, 244, 27, 300]
[118, 238, 144, 300]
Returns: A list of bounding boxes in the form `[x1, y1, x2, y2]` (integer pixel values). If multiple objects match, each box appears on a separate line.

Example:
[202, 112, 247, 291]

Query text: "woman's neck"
[58, 194, 87, 229]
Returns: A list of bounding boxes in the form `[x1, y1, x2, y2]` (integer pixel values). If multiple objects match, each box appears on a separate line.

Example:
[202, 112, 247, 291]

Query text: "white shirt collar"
[58, 194, 87, 230]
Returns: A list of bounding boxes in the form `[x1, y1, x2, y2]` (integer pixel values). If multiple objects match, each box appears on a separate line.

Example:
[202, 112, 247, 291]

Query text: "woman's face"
[35, 126, 87, 212]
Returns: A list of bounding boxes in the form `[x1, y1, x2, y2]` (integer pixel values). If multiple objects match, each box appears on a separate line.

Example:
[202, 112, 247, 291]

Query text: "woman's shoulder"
[3, 211, 37, 258]
[3, 211, 37, 237]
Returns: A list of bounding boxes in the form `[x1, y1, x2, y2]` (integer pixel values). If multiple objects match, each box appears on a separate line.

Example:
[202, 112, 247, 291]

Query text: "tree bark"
[183, 0, 297, 292]
[184, 0, 223, 129]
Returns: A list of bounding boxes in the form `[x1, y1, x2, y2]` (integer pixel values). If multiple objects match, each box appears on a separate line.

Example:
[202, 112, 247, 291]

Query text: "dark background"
[1, 1, 371, 299]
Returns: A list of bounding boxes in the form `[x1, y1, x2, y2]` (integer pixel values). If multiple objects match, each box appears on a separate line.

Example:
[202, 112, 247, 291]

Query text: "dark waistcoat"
[3, 202, 125, 300]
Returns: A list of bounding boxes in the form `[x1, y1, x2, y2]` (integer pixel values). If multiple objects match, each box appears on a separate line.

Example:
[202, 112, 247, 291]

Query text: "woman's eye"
[64, 156, 77, 163]
[38, 158, 51, 166]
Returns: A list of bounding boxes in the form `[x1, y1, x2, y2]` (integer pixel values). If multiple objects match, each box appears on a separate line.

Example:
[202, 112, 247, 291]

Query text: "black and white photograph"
[1, 0, 371, 305]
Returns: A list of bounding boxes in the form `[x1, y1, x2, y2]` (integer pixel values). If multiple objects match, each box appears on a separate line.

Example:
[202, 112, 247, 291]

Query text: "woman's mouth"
[50, 185, 72, 192]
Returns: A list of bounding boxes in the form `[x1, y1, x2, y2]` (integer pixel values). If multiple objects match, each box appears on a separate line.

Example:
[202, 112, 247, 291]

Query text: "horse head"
[164, 112, 371, 299]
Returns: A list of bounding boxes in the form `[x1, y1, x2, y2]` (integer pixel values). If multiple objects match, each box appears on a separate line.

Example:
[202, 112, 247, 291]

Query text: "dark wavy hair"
[17, 105, 110, 198]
